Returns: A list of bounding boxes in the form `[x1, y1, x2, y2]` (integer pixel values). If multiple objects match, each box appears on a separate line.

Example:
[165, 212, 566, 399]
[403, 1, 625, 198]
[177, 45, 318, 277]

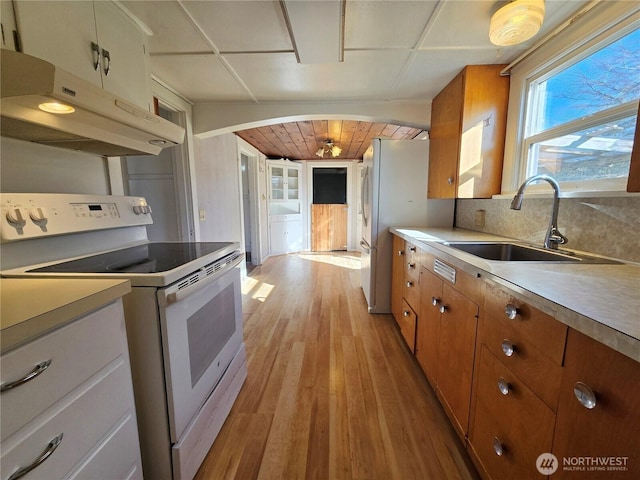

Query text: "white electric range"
[1, 193, 248, 480]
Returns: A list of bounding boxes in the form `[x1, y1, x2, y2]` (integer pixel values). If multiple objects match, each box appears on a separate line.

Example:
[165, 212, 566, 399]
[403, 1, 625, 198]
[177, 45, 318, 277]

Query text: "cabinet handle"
[409, 246, 417, 252]
[573, 382, 597, 409]
[7, 433, 63, 480]
[403, 310, 410, 317]
[91, 42, 100, 70]
[407, 262, 416, 269]
[1, 359, 52, 392]
[397, 250, 404, 256]
[501, 339, 515, 357]
[439, 304, 447, 314]
[498, 377, 511, 396]
[493, 437, 505, 456]
[431, 297, 440, 306]
[447, 177, 454, 185]
[505, 303, 519, 320]
[406, 281, 414, 288]
[102, 48, 111, 76]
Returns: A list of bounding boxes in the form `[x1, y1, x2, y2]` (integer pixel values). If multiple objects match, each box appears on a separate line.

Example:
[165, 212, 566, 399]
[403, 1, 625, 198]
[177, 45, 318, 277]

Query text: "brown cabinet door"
[428, 72, 463, 199]
[436, 283, 479, 440]
[551, 329, 640, 479]
[416, 267, 443, 387]
[390, 235, 405, 323]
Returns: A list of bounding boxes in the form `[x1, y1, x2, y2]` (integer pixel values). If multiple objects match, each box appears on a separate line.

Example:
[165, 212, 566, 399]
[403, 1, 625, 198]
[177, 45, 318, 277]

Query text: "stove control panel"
[1, 193, 153, 243]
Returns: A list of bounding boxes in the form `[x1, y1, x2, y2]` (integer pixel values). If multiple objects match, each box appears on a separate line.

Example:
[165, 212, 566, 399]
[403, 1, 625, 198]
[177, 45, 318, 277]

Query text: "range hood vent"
[1, 49, 185, 156]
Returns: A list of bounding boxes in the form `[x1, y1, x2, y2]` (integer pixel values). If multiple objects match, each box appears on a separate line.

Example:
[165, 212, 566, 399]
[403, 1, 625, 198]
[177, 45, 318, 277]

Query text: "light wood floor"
[195, 252, 479, 480]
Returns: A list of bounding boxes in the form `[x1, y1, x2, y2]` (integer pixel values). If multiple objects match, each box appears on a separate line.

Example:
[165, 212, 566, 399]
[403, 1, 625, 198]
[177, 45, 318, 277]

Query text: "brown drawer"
[483, 283, 567, 365]
[403, 273, 420, 311]
[404, 242, 420, 281]
[397, 300, 417, 353]
[482, 316, 564, 411]
[469, 346, 555, 480]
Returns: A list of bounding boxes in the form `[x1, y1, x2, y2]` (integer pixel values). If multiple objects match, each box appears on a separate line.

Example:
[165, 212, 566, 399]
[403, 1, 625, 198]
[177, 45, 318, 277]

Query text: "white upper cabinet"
[13, 0, 152, 111]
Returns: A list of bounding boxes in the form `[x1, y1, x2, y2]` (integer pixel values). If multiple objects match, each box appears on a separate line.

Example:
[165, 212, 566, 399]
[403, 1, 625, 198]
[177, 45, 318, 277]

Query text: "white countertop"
[391, 227, 640, 363]
[1, 278, 131, 353]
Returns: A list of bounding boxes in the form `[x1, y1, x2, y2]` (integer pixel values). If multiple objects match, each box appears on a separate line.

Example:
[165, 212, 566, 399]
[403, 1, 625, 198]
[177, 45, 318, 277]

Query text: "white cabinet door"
[94, 1, 151, 111]
[1, 0, 19, 51]
[14, 0, 151, 110]
[14, 1, 101, 87]
[269, 219, 303, 255]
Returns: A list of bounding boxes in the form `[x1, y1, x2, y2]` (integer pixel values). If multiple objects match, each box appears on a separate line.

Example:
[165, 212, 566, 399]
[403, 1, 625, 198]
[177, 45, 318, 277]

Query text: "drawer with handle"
[1, 301, 127, 441]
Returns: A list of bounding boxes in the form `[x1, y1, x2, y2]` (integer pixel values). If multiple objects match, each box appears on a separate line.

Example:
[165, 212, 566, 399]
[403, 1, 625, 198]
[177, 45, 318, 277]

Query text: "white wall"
[1, 137, 110, 194]
[193, 133, 243, 246]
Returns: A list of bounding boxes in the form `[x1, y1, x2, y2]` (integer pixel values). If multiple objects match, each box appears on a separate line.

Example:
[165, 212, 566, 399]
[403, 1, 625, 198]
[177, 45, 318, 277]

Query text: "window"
[522, 27, 639, 188]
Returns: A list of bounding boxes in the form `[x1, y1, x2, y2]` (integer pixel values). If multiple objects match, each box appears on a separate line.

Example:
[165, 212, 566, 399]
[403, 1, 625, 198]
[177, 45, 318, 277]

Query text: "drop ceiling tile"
[121, 1, 210, 53]
[150, 54, 252, 102]
[225, 50, 411, 102]
[345, 0, 438, 49]
[182, 1, 292, 52]
[398, 48, 526, 101]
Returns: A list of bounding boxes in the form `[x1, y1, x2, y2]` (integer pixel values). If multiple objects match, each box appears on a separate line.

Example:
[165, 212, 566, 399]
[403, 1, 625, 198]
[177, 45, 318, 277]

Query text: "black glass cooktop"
[28, 242, 234, 274]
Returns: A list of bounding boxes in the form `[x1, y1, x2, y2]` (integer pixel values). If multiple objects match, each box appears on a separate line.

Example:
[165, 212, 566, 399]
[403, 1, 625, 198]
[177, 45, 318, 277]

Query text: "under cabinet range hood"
[0, 49, 185, 156]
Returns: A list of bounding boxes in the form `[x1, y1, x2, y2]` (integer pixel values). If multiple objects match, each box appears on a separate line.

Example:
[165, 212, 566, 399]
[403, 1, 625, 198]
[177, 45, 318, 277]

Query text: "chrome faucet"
[510, 174, 568, 250]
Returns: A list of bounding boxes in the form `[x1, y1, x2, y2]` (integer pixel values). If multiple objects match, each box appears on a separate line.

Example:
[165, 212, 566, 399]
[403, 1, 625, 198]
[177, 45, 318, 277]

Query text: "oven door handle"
[159, 254, 243, 306]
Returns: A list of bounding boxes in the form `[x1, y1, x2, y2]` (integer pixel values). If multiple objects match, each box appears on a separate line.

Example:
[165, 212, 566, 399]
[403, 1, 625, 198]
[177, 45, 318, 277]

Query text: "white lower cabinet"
[269, 217, 303, 255]
[0, 300, 142, 480]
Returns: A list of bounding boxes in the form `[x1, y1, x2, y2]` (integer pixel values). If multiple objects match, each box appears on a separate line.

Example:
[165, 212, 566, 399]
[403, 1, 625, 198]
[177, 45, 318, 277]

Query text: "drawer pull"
[409, 246, 417, 252]
[493, 437, 505, 456]
[397, 250, 404, 256]
[574, 382, 597, 409]
[406, 281, 414, 288]
[431, 297, 440, 306]
[1, 360, 52, 392]
[498, 377, 511, 395]
[407, 262, 416, 269]
[501, 339, 515, 357]
[505, 304, 519, 320]
[403, 310, 411, 317]
[439, 304, 447, 314]
[7, 433, 63, 480]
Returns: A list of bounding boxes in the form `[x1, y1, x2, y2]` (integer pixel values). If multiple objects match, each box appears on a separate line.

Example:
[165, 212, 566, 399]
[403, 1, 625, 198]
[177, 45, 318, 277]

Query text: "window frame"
[501, 3, 640, 197]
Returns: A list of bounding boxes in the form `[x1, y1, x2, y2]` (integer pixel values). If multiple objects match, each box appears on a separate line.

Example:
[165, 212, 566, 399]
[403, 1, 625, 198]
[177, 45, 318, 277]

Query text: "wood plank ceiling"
[235, 120, 427, 161]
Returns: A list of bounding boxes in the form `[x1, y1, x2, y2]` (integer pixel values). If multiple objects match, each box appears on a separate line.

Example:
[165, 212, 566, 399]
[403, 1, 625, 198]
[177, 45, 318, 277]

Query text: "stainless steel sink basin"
[444, 242, 620, 264]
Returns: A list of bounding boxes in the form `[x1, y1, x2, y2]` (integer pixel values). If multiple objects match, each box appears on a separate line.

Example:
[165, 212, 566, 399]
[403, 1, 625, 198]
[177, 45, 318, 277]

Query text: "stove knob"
[29, 207, 48, 225]
[6, 208, 27, 228]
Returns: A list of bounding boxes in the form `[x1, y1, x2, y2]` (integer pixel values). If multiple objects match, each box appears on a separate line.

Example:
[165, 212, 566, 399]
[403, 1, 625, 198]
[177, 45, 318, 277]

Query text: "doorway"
[123, 105, 193, 242]
[311, 167, 348, 252]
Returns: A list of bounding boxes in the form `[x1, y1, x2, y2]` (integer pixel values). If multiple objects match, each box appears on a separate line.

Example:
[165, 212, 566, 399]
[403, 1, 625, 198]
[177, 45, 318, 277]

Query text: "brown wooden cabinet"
[428, 65, 509, 199]
[390, 235, 405, 323]
[435, 281, 479, 441]
[469, 282, 567, 479]
[416, 266, 442, 387]
[551, 329, 640, 479]
[390, 236, 421, 352]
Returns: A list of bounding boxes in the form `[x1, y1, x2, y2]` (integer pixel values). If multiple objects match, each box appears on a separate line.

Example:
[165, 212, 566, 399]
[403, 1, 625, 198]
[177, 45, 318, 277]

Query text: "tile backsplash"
[456, 196, 640, 263]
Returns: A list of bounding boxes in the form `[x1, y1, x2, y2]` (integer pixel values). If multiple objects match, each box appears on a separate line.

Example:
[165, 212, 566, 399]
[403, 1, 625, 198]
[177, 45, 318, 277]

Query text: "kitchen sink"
[444, 242, 621, 264]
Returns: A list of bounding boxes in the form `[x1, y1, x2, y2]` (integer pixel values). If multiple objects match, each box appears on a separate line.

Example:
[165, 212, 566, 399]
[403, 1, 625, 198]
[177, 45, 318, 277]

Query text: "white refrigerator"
[360, 138, 454, 313]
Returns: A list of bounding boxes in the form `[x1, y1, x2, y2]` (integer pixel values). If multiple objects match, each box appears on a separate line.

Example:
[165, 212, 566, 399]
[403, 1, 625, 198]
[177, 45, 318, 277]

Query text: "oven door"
[157, 258, 243, 443]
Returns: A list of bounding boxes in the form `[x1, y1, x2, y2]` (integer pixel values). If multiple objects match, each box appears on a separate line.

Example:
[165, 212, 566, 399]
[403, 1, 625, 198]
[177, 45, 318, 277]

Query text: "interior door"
[311, 204, 348, 251]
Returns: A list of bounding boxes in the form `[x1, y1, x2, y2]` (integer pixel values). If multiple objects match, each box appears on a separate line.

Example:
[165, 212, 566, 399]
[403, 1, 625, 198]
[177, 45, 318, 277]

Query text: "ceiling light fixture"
[489, 0, 545, 46]
[315, 140, 342, 158]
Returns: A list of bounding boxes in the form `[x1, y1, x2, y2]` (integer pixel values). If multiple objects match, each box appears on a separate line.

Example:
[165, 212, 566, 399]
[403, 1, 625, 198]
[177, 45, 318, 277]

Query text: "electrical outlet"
[199, 209, 206, 221]
[474, 209, 486, 228]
